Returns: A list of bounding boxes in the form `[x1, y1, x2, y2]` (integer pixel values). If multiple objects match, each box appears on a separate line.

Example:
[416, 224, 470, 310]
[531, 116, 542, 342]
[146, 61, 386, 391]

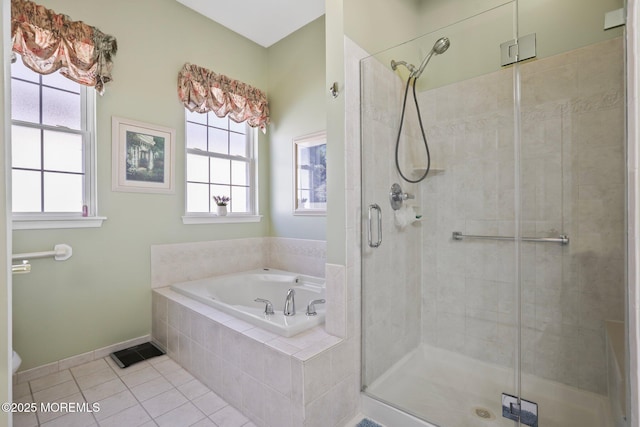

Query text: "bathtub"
[169, 268, 326, 337]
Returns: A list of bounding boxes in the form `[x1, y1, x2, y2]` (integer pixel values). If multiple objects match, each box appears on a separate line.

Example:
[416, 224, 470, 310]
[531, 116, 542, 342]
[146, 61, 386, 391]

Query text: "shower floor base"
[365, 345, 613, 427]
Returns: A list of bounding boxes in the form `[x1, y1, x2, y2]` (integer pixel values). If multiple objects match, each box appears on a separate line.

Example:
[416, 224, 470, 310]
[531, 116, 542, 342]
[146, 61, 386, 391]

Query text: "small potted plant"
[213, 195, 230, 216]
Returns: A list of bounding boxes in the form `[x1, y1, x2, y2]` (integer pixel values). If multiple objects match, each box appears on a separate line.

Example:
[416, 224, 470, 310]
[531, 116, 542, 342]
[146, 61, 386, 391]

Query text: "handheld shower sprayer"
[411, 37, 450, 78]
[390, 37, 450, 79]
[390, 36, 451, 183]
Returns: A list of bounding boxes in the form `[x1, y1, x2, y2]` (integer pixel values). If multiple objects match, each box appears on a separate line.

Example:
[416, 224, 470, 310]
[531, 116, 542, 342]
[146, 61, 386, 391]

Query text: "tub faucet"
[305, 299, 325, 316]
[284, 288, 295, 316]
[254, 298, 275, 315]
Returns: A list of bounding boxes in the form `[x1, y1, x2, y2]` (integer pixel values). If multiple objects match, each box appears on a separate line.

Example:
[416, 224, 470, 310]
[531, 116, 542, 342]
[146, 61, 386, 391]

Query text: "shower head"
[432, 37, 451, 55]
[411, 37, 450, 79]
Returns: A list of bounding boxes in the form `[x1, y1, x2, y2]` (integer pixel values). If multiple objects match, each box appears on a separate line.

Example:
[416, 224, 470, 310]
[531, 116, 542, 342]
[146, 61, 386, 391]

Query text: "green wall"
[415, 0, 624, 89]
[518, 0, 624, 58]
[344, 0, 623, 92]
[12, 0, 272, 370]
[346, 0, 623, 58]
[344, 0, 420, 56]
[267, 16, 327, 240]
[326, 0, 346, 264]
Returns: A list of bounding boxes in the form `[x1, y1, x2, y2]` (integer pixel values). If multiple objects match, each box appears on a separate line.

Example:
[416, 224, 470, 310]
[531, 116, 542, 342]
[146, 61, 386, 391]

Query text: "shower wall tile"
[436, 273, 465, 315]
[416, 37, 624, 395]
[466, 316, 498, 344]
[360, 49, 423, 386]
[576, 38, 624, 96]
[521, 63, 578, 106]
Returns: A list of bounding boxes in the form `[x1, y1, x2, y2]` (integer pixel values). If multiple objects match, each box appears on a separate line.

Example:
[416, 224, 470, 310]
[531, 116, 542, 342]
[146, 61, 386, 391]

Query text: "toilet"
[12, 350, 21, 374]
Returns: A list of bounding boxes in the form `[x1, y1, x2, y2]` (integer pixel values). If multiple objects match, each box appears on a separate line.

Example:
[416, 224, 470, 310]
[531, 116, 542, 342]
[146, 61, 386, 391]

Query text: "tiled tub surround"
[151, 237, 345, 339]
[169, 268, 326, 337]
[152, 288, 358, 427]
[151, 238, 357, 426]
[151, 237, 327, 288]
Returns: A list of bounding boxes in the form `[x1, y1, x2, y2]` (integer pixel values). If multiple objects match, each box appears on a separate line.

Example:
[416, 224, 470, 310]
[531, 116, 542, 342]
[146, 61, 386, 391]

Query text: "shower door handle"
[368, 203, 382, 248]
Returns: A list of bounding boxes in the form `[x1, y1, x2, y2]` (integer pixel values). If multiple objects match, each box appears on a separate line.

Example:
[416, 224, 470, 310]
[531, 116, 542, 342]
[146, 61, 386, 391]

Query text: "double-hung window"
[184, 110, 258, 222]
[10, 58, 102, 229]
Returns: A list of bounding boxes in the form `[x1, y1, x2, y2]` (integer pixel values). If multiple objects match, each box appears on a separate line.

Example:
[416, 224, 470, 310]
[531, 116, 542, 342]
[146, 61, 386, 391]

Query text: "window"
[184, 110, 258, 222]
[10, 58, 103, 229]
[293, 131, 327, 215]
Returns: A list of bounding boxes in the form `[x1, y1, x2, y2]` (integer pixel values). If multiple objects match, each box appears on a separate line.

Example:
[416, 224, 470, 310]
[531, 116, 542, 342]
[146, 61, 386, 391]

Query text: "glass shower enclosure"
[360, 1, 626, 427]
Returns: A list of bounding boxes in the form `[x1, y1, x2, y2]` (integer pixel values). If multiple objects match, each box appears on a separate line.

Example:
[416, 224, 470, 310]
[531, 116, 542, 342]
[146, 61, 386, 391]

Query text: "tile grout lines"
[15, 355, 254, 427]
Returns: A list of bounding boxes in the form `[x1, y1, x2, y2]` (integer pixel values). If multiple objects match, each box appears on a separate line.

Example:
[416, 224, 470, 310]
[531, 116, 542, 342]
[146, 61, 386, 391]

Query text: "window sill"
[182, 214, 263, 225]
[13, 216, 107, 230]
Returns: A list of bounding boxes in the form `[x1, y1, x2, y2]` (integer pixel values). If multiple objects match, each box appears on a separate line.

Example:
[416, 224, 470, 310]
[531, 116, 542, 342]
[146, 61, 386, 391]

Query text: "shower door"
[360, 3, 521, 426]
[516, 7, 627, 427]
[360, 1, 627, 426]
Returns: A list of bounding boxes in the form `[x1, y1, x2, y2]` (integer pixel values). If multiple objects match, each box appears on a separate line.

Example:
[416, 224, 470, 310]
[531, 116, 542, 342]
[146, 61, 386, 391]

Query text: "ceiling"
[175, 0, 326, 48]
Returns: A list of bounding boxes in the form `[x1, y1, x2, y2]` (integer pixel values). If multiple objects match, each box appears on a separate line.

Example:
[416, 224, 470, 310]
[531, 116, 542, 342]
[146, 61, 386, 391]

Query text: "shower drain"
[473, 407, 495, 420]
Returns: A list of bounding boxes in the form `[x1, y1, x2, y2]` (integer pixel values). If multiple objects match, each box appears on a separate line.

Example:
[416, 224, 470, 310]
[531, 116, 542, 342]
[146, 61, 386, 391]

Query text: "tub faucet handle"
[284, 288, 296, 316]
[305, 299, 325, 316]
[254, 298, 275, 315]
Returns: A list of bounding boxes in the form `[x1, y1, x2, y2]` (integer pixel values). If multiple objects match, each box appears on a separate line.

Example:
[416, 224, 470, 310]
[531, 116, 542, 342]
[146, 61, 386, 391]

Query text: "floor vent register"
[110, 342, 165, 368]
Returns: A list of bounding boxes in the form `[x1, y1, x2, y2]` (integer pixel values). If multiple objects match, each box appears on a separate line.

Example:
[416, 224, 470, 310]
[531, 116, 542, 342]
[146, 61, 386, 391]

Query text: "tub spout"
[284, 288, 295, 316]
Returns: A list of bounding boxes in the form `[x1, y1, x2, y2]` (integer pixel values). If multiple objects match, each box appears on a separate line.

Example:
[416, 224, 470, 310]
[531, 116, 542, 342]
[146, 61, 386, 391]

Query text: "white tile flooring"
[12, 355, 256, 427]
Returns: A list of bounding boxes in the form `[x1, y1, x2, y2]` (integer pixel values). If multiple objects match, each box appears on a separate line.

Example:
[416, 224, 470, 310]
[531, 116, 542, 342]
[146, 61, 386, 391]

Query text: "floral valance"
[11, 0, 117, 95]
[177, 63, 270, 133]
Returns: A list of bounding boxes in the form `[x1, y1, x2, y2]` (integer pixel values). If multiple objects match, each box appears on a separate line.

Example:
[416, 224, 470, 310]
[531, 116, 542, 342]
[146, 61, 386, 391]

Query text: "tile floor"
[12, 355, 256, 427]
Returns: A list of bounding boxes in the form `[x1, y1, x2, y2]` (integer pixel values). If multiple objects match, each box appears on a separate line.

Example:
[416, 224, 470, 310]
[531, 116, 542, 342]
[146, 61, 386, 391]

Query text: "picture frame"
[112, 116, 176, 194]
[293, 131, 327, 215]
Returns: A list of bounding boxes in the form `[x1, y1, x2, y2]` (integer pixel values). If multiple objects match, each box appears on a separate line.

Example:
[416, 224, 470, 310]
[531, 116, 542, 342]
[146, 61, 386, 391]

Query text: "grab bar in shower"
[452, 231, 569, 245]
[12, 243, 73, 261]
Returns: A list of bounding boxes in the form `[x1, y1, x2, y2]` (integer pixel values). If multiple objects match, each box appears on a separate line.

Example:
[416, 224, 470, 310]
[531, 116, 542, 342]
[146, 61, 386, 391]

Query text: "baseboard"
[14, 335, 151, 385]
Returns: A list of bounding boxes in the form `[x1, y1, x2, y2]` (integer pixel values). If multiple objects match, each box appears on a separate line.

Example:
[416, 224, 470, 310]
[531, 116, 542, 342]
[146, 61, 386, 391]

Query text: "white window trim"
[183, 117, 260, 222]
[13, 214, 107, 230]
[11, 82, 106, 230]
[181, 214, 262, 225]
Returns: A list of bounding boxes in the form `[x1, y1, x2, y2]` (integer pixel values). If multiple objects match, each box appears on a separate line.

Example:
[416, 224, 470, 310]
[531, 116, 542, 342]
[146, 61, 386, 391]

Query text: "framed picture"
[293, 131, 327, 215]
[112, 116, 176, 194]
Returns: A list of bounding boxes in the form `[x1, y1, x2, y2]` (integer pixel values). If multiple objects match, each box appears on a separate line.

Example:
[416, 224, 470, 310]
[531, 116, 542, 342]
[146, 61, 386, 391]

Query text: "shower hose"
[395, 75, 431, 183]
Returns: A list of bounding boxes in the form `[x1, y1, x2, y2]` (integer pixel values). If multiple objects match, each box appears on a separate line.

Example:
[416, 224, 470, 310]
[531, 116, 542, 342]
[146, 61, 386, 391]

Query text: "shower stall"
[359, 1, 627, 427]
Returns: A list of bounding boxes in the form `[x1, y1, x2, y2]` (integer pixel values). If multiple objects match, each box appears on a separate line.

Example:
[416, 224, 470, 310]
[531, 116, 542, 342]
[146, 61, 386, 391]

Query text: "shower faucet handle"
[305, 299, 325, 316]
[254, 298, 275, 315]
[390, 183, 414, 210]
